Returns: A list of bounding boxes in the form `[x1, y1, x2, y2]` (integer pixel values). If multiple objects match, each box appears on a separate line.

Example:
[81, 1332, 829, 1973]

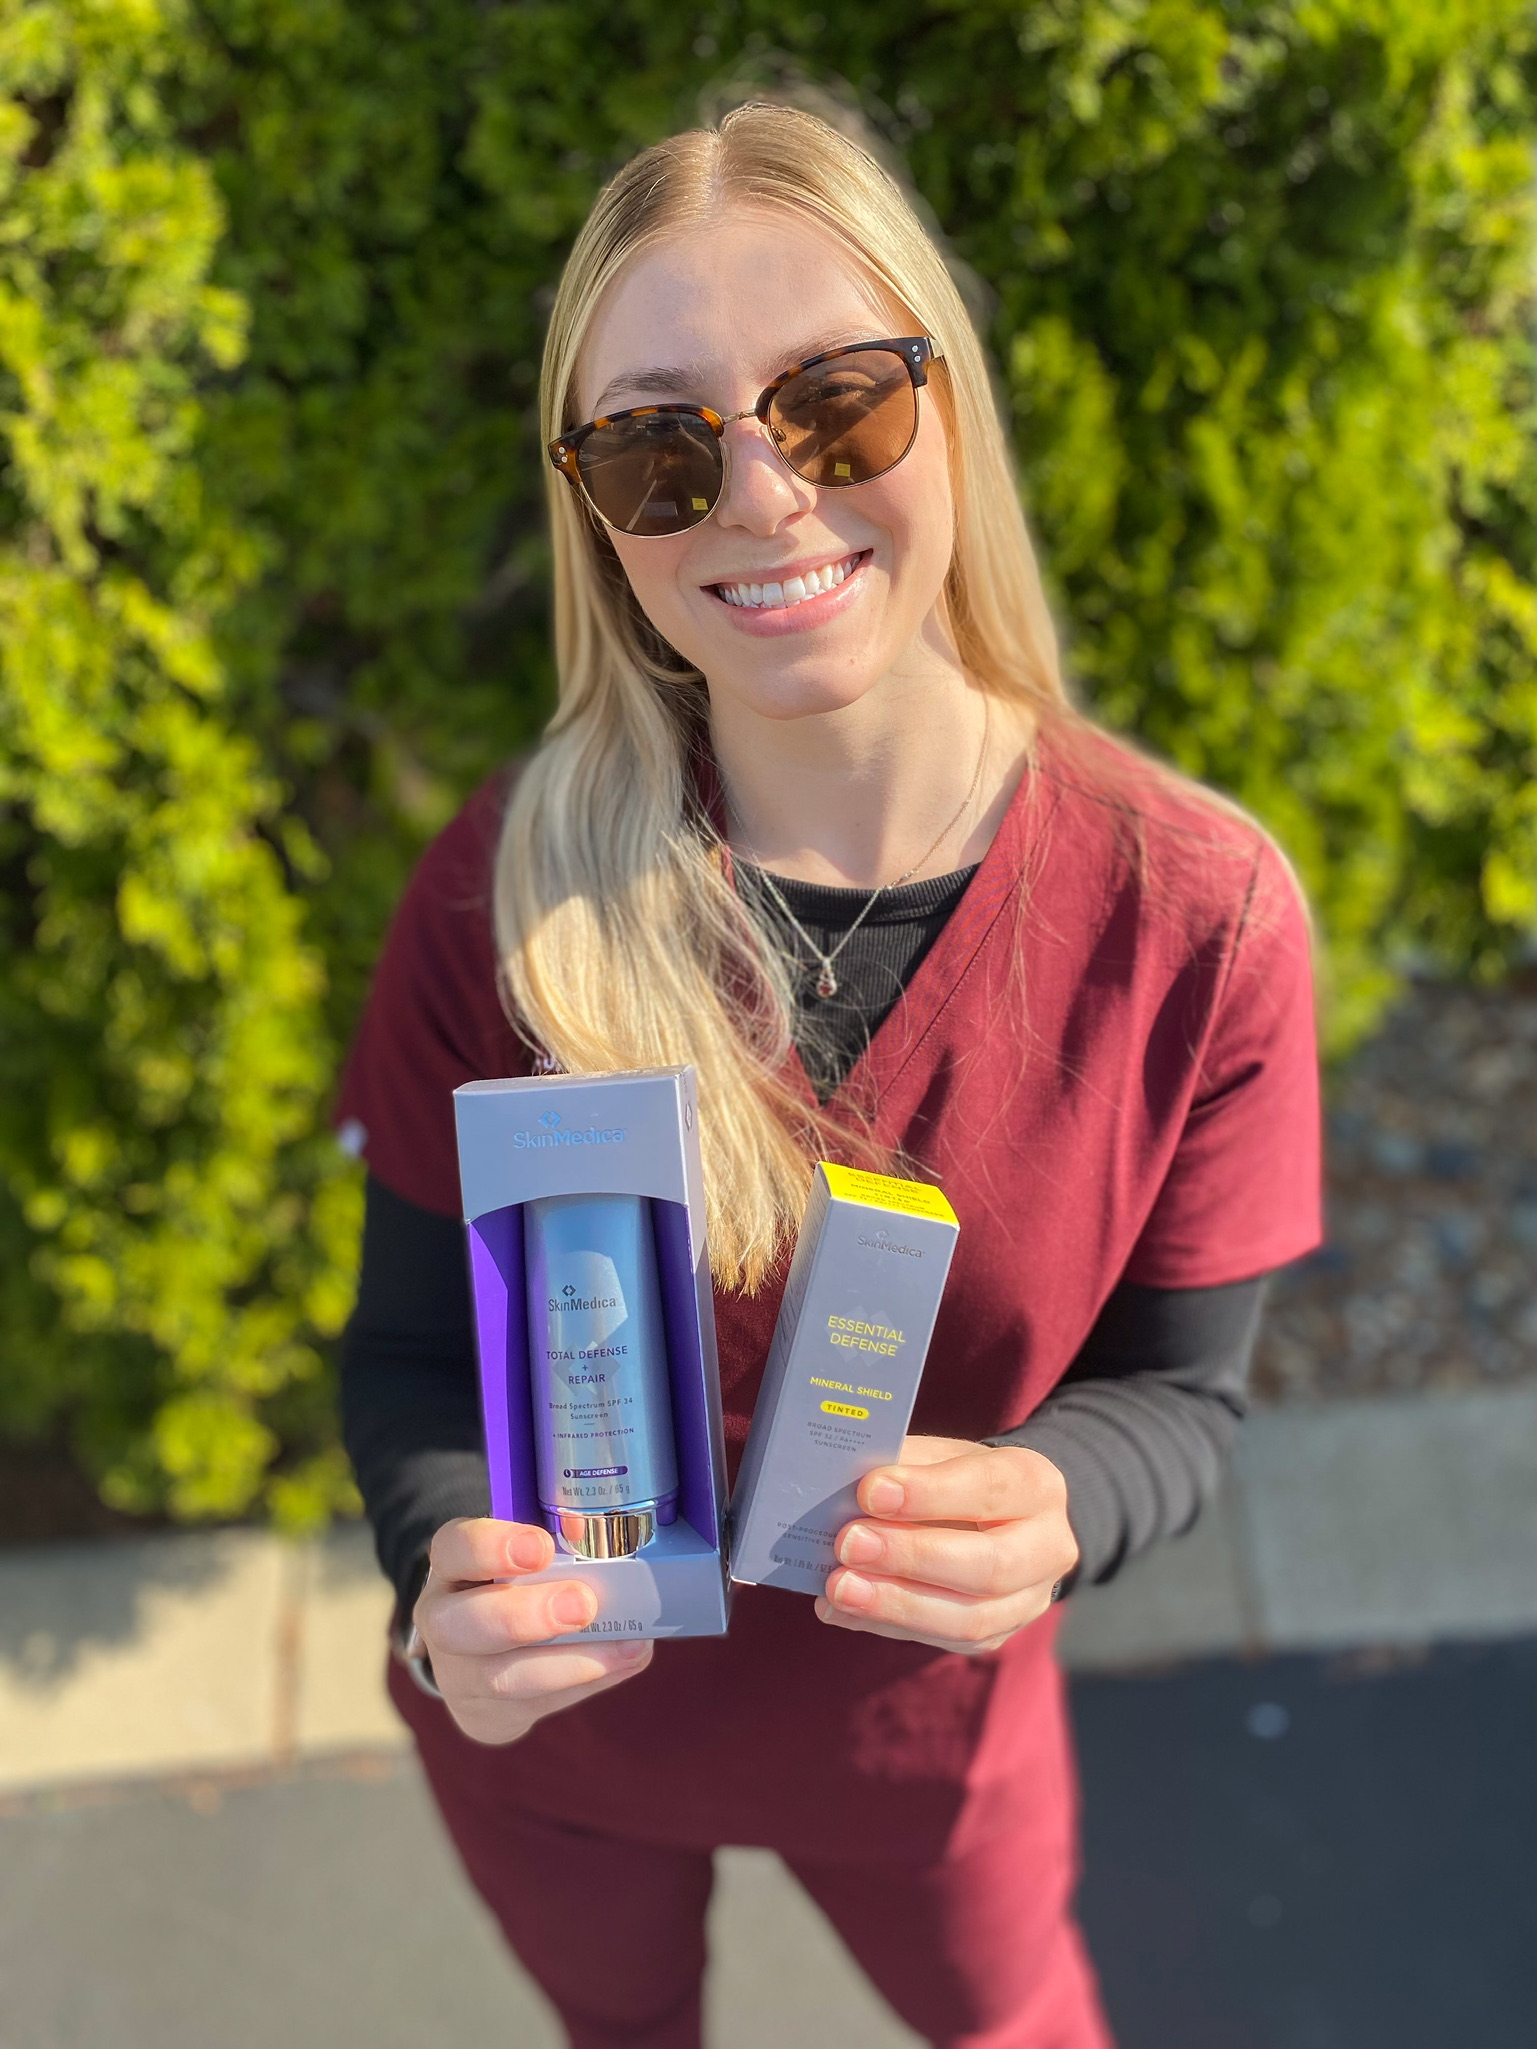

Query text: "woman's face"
[574, 210, 957, 725]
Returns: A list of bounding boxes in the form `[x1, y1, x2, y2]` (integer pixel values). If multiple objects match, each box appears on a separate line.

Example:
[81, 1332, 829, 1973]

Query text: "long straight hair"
[495, 103, 1070, 1291]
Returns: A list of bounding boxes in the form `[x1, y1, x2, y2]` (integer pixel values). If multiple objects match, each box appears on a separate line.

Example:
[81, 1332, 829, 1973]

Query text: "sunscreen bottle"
[523, 1193, 679, 1558]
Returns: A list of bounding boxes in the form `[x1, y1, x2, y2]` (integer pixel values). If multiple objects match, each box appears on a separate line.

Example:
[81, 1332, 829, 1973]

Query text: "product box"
[729, 1163, 960, 1595]
[454, 1068, 731, 1641]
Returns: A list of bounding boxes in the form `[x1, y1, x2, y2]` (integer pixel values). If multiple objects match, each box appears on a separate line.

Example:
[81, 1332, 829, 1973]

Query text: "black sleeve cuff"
[985, 1275, 1268, 1586]
[341, 1175, 490, 1615]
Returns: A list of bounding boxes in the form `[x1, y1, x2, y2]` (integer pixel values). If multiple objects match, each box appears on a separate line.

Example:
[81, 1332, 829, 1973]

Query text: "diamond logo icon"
[538, 1109, 562, 1128]
[562, 1284, 577, 1299]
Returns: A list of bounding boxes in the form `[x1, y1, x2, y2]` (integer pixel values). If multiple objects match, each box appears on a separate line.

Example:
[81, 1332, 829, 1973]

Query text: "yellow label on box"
[819, 1163, 958, 1225]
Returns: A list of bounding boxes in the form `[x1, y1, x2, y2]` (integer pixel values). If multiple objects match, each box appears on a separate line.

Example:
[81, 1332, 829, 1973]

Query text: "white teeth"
[716, 554, 859, 610]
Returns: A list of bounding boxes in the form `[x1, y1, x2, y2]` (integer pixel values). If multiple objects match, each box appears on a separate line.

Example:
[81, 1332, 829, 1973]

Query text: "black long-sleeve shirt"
[342, 862, 1267, 1611]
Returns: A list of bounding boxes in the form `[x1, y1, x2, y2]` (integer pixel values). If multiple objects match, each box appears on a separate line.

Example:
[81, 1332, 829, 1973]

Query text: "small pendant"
[815, 966, 839, 999]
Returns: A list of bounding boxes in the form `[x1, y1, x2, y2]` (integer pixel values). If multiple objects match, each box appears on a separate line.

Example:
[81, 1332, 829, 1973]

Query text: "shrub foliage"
[1, 1, 1533, 1521]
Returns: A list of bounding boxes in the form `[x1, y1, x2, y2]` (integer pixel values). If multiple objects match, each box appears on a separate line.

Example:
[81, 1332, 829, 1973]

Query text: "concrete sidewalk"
[2, 1387, 1534, 2049]
[3, 1386, 1536, 1795]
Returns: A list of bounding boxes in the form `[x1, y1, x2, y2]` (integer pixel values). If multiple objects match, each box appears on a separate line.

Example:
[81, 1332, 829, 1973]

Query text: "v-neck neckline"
[701, 730, 1061, 1122]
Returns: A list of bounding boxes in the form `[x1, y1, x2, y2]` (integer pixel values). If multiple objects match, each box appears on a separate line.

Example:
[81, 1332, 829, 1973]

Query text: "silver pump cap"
[556, 1507, 657, 1559]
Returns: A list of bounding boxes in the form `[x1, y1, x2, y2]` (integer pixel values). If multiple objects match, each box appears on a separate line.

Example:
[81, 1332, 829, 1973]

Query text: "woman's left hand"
[816, 1436, 1080, 1654]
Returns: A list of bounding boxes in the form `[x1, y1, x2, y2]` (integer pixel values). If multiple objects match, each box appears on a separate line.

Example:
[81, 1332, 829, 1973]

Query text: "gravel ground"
[1255, 979, 1537, 1404]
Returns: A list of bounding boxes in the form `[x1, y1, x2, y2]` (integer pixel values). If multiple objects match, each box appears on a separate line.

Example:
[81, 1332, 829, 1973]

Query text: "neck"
[710, 644, 1031, 891]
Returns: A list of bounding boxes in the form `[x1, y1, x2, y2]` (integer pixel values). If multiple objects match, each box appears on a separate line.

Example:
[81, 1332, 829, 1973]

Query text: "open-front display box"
[453, 1067, 731, 1642]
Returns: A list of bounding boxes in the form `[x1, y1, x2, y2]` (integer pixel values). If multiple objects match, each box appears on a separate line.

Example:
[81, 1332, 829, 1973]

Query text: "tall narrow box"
[454, 1068, 731, 1641]
[730, 1164, 960, 1595]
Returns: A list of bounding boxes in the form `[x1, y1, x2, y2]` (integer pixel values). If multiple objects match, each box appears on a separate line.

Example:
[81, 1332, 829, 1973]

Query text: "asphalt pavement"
[0, 1758, 920, 2049]
[4, 1638, 1533, 2049]
[1078, 1637, 1537, 2049]
[3, 1387, 1535, 2048]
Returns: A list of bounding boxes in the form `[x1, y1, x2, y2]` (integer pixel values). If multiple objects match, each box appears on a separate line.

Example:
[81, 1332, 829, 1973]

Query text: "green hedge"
[2, 1, 1533, 1524]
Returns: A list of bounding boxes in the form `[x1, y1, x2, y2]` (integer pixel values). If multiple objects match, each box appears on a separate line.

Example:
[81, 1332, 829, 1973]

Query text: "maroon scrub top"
[336, 718, 1321, 1864]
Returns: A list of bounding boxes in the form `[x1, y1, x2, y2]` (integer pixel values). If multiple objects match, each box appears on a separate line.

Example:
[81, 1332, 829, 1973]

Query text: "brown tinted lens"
[576, 411, 722, 535]
[768, 349, 918, 487]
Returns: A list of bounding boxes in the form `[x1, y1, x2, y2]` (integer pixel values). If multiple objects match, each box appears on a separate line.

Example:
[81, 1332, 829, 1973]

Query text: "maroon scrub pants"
[390, 1660, 1113, 2049]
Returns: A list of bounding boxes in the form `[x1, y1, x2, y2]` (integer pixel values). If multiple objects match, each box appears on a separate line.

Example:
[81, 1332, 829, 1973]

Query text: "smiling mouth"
[708, 551, 867, 611]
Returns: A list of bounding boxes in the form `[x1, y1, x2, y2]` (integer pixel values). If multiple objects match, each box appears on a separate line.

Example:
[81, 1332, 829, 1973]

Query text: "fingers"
[857, 1444, 1066, 1526]
[449, 1638, 650, 1705]
[815, 1573, 1041, 1655]
[420, 1518, 613, 1660]
[443, 1639, 654, 1746]
[833, 1508, 1068, 1600]
[420, 1568, 605, 1657]
[885, 1434, 979, 1469]
[486, 1638, 652, 1697]
[416, 1517, 658, 1748]
[428, 1517, 555, 1586]
[822, 1443, 1078, 1653]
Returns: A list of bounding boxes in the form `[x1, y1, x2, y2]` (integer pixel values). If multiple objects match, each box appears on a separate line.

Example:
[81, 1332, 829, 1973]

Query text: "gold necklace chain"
[730, 700, 991, 1001]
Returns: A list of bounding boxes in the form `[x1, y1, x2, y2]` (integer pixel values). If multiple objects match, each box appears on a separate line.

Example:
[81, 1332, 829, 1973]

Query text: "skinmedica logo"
[513, 1108, 628, 1150]
[858, 1228, 924, 1259]
[550, 1284, 621, 1313]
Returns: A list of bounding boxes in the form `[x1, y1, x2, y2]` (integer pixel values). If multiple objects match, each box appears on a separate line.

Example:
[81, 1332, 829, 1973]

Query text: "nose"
[713, 415, 814, 536]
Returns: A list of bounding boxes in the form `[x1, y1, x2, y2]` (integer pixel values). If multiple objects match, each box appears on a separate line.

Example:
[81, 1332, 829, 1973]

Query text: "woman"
[338, 103, 1320, 2049]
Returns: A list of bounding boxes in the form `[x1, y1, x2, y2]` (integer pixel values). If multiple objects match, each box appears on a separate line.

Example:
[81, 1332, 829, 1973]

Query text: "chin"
[685, 623, 882, 721]
[711, 662, 880, 725]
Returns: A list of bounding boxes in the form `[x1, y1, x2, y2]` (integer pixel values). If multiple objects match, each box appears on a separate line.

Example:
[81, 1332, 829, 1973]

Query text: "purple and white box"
[453, 1067, 731, 1642]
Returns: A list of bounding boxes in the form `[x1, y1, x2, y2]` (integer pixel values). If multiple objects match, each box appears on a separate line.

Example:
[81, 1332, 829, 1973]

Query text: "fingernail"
[839, 1524, 884, 1567]
[613, 1638, 650, 1661]
[507, 1529, 548, 1573]
[865, 1475, 905, 1515]
[551, 1585, 596, 1627]
[832, 1570, 875, 1611]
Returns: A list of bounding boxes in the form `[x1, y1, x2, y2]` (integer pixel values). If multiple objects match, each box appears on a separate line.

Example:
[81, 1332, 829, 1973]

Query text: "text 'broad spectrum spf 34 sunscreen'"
[523, 1193, 679, 1559]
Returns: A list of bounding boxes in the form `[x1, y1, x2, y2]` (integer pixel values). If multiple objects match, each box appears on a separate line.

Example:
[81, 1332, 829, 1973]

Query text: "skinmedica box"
[730, 1163, 960, 1596]
[453, 1068, 731, 1641]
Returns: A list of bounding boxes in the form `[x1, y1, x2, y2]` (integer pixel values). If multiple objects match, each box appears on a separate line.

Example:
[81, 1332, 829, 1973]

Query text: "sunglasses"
[548, 336, 940, 539]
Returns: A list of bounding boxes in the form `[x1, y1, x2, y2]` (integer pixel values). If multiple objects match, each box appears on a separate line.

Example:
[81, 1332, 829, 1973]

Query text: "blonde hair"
[495, 103, 1070, 1291]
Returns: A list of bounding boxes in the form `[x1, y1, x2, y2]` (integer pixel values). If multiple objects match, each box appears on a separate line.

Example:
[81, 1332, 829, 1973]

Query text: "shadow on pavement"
[0, 1535, 240, 1686]
[1072, 1636, 1537, 2049]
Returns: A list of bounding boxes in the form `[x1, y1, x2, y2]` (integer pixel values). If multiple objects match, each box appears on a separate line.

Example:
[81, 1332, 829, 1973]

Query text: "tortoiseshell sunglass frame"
[547, 335, 941, 536]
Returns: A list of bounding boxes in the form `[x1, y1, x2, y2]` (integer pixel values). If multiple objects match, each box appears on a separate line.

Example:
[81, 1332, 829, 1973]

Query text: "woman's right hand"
[414, 1517, 653, 1746]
